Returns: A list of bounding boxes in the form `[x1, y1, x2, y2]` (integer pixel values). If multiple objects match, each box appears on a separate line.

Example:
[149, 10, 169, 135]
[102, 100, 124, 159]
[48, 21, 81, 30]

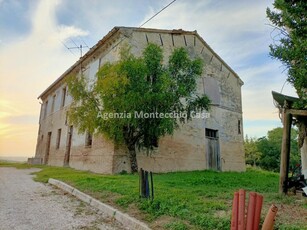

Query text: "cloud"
[3, 115, 38, 125]
[240, 59, 297, 120]
[0, 2, 86, 96]
[0, 0, 87, 157]
[0, 0, 299, 156]
[141, 0, 272, 65]
[139, 0, 299, 137]
[244, 119, 282, 138]
[0, 124, 38, 157]
[53, 0, 154, 46]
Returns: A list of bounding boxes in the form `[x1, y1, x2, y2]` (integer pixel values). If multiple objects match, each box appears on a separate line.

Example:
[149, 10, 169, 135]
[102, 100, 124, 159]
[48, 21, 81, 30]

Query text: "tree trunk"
[127, 144, 138, 173]
[299, 121, 307, 179]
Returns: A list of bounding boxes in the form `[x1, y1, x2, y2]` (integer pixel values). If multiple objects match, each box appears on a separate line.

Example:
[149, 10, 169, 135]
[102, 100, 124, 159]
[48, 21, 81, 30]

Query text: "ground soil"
[0, 167, 126, 230]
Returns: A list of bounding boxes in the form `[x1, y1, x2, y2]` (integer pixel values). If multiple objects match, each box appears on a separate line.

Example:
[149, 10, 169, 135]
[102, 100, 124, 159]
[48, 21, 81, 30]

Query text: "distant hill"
[0, 156, 28, 162]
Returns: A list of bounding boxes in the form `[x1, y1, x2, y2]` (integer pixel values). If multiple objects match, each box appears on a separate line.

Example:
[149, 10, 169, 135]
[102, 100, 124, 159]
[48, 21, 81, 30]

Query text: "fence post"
[150, 171, 154, 200]
[139, 169, 154, 199]
[145, 170, 149, 198]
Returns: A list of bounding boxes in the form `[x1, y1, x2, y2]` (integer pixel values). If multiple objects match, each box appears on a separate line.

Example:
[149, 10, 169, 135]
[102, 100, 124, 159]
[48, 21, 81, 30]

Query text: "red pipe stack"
[231, 189, 266, 230]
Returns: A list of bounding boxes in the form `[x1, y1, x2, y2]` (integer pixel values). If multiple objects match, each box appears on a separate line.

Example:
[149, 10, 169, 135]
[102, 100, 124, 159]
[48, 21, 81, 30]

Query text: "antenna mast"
[68, 44, 87, 57]
[62, 38, 89, 58]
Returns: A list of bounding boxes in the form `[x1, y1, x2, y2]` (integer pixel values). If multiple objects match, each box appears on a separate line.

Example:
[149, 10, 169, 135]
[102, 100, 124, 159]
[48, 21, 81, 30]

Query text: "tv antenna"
[62, 37, 89, 58]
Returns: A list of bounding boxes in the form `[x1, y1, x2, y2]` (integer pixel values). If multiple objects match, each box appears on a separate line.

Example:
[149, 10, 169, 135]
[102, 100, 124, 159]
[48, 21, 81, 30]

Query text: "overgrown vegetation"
[267, 0, 307, 109]
[244, 127, 300, 172]
[267, 0, 307, 155]
[1, 161, 306, 229]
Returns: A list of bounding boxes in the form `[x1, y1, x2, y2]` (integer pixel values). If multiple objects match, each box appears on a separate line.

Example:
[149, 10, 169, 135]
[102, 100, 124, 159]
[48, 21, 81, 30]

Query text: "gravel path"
[0, 167, 125, 230]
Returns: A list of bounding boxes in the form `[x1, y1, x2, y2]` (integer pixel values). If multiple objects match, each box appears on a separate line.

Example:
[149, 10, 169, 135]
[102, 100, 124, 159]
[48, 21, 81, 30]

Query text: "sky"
[0, 0, 297, 158]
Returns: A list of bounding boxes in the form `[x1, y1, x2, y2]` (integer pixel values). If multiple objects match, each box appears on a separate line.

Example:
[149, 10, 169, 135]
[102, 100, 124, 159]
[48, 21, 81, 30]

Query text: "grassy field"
[1, 161, 306, 229]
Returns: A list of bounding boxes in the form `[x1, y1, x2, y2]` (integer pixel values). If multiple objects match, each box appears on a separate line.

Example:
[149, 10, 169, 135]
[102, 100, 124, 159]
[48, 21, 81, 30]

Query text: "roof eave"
[38, 26, 244, 99]
[272, 90, 299, 107]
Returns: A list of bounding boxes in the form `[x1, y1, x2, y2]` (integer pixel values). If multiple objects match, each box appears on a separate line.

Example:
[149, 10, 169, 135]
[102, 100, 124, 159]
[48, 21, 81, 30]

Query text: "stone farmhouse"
[33, 27, 245, 174]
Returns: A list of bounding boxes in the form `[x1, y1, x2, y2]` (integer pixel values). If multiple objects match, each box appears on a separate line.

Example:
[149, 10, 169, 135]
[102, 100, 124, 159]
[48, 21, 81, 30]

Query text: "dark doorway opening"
[205, 128, 220, 170]
[45, 132, 52, 164]
[64, 126, 73, 166]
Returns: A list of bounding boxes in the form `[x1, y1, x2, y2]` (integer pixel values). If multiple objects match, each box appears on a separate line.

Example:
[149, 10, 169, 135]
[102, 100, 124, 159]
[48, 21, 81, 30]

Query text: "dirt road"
[0, 167, 125, 230]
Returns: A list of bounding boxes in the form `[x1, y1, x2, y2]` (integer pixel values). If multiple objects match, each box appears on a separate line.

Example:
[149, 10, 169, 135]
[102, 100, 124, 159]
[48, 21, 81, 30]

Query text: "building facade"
[33, 27, 245, 173]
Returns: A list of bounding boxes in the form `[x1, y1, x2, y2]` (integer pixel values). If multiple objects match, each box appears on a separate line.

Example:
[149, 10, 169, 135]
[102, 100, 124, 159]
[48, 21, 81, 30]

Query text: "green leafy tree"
[267, 0, 307, 107]
[68, 44, 210, 172]
[244, 135, 262, 166]
[257, 136, 280, 171]
[257, 127, 300, 171]
[267, 0, 307, 153]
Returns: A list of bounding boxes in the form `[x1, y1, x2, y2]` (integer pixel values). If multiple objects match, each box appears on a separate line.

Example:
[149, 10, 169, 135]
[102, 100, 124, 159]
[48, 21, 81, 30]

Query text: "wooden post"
[150, 172, 154, 200]
[144, 170, 149, 198]
[139, 168, 143, 198]
[279, 109, 292, 194]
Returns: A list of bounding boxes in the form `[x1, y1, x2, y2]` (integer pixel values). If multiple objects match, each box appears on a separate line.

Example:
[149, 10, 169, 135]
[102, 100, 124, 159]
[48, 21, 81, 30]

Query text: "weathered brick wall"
[35, 27, 245, 174]
[122, 29, 245, 172]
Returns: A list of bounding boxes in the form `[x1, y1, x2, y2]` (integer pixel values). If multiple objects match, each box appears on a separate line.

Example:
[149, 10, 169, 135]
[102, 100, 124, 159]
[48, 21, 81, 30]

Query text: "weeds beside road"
[1, 161, 306, 230]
